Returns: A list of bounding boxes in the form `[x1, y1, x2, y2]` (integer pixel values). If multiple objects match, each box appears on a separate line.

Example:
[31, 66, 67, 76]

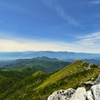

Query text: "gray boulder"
[71, 87, 86, 100]
[47, 75, 100, 100]
[47, 88, 75, 100]
[85, 90, 93, 100]
[94, 75, 100, 85]
[83, 81, 94, 86]
[91, 84, 100, 100]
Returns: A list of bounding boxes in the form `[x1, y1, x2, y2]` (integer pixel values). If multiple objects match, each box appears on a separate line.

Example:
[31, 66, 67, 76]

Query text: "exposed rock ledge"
[47, 75, 100, 100]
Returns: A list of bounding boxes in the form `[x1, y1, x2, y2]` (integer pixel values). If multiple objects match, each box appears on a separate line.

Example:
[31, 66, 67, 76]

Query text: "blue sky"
[0, 0, 100, 53]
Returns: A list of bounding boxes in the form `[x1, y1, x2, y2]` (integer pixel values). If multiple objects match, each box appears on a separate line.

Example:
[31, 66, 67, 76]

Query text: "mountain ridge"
[1, 58, 70, 73]
[0, 59, 99, 100]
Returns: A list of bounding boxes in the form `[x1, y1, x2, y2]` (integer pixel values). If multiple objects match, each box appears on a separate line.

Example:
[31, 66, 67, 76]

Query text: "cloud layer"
[90, 1, 100, 4]
[0, 39, 71, 52]
[1, 32, 100, 53]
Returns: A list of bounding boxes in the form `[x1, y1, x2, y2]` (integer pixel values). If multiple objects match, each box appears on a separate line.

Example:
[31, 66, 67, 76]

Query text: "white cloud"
[0, 35, 100, 53]
[54, 3, 80, 26]
[41, 0, 80, 26]
[79, 32, 100, 38]
[0, 39, 71, 52]
[77, 32, 100, 52]
[1, 31, 100, 53]
[90, 1, 100, 4]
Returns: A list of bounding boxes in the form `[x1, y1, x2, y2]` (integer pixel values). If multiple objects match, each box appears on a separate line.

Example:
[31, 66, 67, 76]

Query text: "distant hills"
[63, 58, 100, 65]
[0, 51, 100, 60]
[0, 60, 100, 100]
[0, 56, 70, 73]
[1, 56, 100, 71]
[83, 59, 100, 65]
[0, 56, 59, 67]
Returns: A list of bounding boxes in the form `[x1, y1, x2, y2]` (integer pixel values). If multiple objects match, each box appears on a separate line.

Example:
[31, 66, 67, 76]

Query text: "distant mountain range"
[0, 56, 59, 67]
[0, 56, 70, 73]
[1, 56, 100, 70]
[0, 51, 100, 60]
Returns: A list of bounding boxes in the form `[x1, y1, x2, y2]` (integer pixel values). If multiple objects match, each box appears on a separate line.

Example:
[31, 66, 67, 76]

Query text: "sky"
[0, 0, 100, 53]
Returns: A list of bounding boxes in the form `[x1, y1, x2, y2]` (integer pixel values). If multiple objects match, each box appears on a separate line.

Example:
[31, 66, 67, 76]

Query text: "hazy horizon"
[0, 50, 100, 54]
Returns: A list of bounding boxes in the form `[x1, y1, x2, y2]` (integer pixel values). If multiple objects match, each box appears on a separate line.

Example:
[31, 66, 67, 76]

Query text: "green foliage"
[91, 64, 98, 68]
[0, 70, 35, 79]
[0, 60, 100, 100]
[18, 64, 48, 73]
[3, 60, 70, 73]
[0, 71, 49, 100]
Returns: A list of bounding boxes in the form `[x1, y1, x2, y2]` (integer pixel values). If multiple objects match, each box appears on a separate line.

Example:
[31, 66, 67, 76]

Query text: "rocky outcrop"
[91, 84, 100, 100]
[47, 88, 75, 100]
[47, 75, 100, 100]
[85, 90, 93, 100]
[47, 88, 86, 100]
[94, 75, 100, 85]
[83, 81, 94, 86]
[71, 87, 86, 100]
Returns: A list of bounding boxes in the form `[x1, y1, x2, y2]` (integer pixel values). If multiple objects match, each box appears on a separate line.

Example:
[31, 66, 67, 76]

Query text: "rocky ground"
[47, 75, 100, 100]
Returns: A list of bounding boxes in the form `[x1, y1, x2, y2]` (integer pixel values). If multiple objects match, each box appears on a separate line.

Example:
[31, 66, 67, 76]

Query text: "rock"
[77, 59, 81, 61]
[85, 90, 93, 100]
[98, 66, 100, 68]
[83, 81, 94, 86]
[84, 64, 92, 70]
[74, 67, 76, 69]
[94, 75, 100, 85]
[91, 77, 94, 80]
[91, 84, 100, 100]
[71, 87, 86, 100]
[47, 88, 75, 100]
[47, 75, 100, 100]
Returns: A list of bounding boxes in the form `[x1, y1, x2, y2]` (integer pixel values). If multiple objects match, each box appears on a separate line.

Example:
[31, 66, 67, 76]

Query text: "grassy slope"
[0, 71, 49, 100]
[0, 70, 35, 79]
[17, 65, 49, 73]
[0, 70, 36, 100]
[33, 60, 100, 99]
[0, 60, 100, 100]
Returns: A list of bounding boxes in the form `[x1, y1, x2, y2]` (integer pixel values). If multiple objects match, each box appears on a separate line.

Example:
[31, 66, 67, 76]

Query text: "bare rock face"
[94, 75, 100, 85]
[71, 87, 86, 100]
[47, 88, 75, 100]
[91, 84, 100, 100]
[47, 75, 100, 100]
[85, 90, 93, 100]
[83, 81, 94, 86]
